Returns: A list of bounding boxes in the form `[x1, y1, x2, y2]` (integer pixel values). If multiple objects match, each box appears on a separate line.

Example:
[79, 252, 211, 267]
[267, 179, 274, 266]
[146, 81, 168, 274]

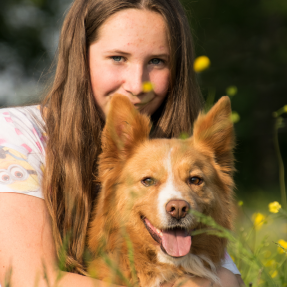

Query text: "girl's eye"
[149, 58, 163, 65]
[111, 56, 123, 62]
[141, 177, 155, 187]
[188, 177, 203, 186]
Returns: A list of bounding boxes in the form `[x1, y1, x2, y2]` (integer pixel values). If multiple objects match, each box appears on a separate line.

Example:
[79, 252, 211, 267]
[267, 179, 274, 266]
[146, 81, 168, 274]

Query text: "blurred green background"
[0, 0, 286, 206]
[182, 0, 287, 209]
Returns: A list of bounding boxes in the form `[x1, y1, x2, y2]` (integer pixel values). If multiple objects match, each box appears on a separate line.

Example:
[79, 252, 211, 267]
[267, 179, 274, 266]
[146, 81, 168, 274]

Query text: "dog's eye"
[141, 177, 155, 187]
[188, 177, 203, 185]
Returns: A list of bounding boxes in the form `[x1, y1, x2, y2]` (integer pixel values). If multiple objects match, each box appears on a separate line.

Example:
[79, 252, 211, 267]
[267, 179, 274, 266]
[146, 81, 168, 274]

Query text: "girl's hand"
[160, 276, 214, 287]
[235, 274, 246, 287]
[160, 276, 211, 287]
[160, 267, 242, 287]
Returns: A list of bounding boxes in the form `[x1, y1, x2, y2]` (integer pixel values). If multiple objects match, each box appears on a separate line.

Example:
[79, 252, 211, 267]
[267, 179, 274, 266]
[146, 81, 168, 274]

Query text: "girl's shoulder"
[0, 105, 46, 199]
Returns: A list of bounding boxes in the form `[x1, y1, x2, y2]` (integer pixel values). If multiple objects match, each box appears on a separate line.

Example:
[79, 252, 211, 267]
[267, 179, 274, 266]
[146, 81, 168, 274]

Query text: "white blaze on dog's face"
[157, 148, 184, 226]
[115, 138, 221, 258]
[100, 95, 234, 262]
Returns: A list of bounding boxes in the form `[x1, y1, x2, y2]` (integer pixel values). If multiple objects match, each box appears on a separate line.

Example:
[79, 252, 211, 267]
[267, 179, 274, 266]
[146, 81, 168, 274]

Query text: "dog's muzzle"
[143, 217, 192, 258]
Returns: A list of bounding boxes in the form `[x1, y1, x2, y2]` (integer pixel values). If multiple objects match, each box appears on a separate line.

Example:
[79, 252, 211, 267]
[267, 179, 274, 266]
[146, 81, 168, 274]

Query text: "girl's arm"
[0, 193, 120, 287]
[0, 193, 242, 287]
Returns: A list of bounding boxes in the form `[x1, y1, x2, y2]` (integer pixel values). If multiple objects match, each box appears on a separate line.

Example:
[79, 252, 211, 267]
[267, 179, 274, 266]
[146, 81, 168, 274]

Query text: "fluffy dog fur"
[88, 95, 235, 286]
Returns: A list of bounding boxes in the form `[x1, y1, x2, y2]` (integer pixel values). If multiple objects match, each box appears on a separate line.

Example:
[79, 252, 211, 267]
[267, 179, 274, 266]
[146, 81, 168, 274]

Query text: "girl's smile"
[89, 8, 170, 116]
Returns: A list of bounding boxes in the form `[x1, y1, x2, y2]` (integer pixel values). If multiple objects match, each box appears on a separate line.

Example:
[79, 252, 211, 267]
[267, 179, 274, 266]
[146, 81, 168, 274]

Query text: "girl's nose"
[122, 64, 148, 96]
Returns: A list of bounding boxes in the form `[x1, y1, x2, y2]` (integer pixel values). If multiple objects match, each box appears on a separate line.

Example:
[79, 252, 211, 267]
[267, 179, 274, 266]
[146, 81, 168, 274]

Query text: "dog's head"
[97, 94, 235, 264]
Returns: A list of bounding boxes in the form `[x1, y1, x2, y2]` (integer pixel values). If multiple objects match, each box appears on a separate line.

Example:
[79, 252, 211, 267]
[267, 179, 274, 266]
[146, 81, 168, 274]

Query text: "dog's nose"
[166, 200, 190, 220]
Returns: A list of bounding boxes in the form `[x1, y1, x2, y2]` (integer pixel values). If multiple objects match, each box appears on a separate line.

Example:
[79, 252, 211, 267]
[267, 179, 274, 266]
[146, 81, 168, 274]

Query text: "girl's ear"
[102, 94, 151, 161]
[192, 96, 235, 174]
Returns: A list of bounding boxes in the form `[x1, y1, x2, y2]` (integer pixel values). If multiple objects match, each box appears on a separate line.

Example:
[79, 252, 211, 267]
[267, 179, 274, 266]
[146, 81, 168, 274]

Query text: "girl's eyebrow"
[104, 49, 131, 56]
[104, 49, 170, 59]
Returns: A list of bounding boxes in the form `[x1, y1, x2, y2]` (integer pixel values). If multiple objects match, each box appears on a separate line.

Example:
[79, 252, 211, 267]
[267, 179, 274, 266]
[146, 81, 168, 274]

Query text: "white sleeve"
[0, 106, 46, 199]
[221, 251, 241, 275]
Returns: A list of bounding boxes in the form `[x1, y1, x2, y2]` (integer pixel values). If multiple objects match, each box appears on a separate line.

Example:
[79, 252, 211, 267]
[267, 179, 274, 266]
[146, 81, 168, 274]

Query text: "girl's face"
[89, 9, 170, 116]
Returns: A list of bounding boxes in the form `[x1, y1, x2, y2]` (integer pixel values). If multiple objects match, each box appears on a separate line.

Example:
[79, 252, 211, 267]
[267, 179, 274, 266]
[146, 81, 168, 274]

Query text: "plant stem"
[204, 87, 216, 112]
[274, 118, 287, 209]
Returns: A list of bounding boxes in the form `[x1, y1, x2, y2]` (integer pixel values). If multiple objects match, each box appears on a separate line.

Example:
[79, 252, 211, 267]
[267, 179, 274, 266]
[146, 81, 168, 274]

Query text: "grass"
[228, 200, 287, 287]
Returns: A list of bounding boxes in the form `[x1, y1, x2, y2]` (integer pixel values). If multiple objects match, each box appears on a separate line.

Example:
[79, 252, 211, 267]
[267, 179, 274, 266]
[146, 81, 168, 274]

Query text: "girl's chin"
[135, 103, 152, 114]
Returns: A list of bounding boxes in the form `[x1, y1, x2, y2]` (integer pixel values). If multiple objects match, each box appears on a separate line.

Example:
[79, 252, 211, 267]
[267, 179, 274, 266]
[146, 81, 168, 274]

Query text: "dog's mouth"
[143, 218, 192, 258]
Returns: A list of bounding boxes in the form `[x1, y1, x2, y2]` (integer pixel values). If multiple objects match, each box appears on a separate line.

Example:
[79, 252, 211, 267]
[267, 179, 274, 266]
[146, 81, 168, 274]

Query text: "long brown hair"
[41, 0, 203, 274]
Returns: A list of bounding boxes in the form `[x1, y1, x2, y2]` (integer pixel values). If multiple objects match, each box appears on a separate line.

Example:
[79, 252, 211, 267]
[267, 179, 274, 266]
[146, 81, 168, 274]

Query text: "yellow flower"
[193, 56, 211, 72]
[231, 111, 240, 123]
[238, 200, 243, 206]
[270, 270, 278, 278]
[226, 86, 238, 96]
[265, 259, 276, 267]
[252, 213, 266, 230]
[284, 105, 287, 112]
[278, 239, 287, 254]
[142, 81, 154, 93]
[268, 201, 281, 213]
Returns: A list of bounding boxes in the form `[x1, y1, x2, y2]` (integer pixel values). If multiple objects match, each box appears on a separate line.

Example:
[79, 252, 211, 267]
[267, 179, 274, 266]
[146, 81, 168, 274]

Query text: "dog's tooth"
[156, 228, 163, 237]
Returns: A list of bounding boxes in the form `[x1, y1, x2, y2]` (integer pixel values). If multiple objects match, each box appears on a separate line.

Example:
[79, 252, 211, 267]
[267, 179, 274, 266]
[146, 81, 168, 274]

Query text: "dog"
[88, 95, 235, 286]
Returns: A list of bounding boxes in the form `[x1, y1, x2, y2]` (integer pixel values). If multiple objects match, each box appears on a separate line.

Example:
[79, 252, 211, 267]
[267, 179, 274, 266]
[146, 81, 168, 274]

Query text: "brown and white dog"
[88, 95, 235, 286]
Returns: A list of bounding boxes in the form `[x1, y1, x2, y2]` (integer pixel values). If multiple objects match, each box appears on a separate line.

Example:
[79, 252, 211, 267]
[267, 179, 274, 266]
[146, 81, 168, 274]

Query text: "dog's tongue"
[162, 228, 191, 257]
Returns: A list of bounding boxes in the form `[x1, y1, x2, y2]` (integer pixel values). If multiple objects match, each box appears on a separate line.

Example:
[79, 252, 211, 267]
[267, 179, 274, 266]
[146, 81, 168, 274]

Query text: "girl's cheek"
[92, 65, 123, 92]
[107, 65, 125, 80]
[151, 69, 170, 96]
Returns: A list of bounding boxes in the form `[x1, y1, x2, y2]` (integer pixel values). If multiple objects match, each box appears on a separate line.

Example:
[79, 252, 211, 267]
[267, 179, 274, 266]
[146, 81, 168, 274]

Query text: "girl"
[0, 0, 243, 286]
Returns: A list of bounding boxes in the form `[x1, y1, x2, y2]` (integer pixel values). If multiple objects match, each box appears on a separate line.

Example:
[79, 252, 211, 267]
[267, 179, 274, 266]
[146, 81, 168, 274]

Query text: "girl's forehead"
[101, 8, 166, 30]
[95, 8, 169, 53]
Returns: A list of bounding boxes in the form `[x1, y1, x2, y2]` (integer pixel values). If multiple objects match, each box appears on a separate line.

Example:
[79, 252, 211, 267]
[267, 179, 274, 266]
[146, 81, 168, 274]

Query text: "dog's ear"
[102, 94, 151, 161]
[192, 96, 235, 174]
